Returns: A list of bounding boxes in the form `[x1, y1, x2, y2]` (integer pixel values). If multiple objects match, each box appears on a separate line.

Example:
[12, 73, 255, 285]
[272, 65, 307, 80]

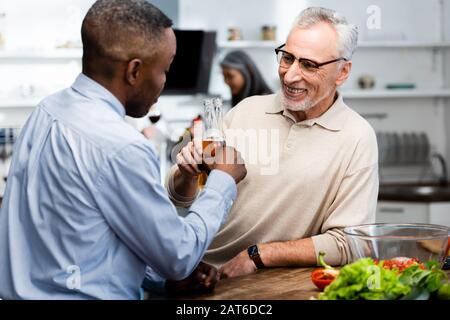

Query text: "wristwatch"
[247, 244, 265, 269]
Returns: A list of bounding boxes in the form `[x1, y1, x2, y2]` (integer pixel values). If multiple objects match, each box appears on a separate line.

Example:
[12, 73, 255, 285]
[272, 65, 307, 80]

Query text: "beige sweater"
[167, 92, 379, 267]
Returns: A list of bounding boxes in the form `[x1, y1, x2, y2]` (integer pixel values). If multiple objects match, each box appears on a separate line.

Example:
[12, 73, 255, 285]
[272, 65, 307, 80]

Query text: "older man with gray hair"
[168, 6, 378, 279]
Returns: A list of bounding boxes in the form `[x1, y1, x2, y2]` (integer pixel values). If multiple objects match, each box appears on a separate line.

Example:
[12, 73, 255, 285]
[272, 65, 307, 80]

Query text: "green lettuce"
[318, 258, 449, 300]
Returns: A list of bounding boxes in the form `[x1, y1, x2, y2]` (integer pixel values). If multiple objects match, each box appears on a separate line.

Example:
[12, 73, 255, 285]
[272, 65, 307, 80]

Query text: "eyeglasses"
[275, 44, 347, 76]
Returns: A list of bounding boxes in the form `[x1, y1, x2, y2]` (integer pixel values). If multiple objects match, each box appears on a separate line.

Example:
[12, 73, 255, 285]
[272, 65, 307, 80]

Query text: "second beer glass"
[198, 97, 225, 187]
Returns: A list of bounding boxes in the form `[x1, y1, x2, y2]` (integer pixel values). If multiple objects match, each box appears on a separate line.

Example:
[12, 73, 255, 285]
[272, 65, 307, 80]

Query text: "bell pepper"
[311, 251, 340, 291]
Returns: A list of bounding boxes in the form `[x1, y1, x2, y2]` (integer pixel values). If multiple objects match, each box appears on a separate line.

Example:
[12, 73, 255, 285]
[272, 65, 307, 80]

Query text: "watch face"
[248, 245, 258, 256]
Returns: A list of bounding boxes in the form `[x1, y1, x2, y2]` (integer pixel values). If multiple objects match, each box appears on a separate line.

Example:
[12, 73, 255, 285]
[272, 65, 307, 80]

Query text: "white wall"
[0, 0, 93, 51]
[180, 0, 444, 42]
[179, 0, 447, 89]
[0, 0, 94, 127]
[0, 0, 179, 128]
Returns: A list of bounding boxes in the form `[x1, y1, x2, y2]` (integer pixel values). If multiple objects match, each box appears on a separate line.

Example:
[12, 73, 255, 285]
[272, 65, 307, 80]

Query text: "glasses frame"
[275, 43, 348, 72]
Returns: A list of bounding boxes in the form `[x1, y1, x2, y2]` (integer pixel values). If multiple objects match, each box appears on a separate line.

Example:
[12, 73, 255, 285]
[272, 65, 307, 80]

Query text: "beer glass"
[198, 97, 225, 187]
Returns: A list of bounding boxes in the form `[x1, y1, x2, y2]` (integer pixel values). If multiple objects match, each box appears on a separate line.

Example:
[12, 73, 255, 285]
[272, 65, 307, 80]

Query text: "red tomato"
[447, 236, 450, 256]
[380, 257, 425, 272]
[311, 268, 339, 291]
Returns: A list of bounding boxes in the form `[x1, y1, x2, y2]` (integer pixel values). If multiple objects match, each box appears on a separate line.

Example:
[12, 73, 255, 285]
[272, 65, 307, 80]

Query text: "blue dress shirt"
[0, 74, 236, 300]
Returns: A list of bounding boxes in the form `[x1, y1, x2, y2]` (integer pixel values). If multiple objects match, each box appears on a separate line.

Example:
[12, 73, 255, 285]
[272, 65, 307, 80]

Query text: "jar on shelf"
[261, 25, 276, 41]
[227, 27, 242, 41]
[0, 12, 6, 49]
[358, 74, 375, 89]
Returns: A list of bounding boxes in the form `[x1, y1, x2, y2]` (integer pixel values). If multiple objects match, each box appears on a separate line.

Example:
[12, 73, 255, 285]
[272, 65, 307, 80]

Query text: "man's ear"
[335, 60, 352, 86]
[125, 58, 143, 86]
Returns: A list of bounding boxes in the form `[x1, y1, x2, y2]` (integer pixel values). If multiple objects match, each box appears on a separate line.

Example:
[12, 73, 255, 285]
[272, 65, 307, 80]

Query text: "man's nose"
[283, 62, 303, 83]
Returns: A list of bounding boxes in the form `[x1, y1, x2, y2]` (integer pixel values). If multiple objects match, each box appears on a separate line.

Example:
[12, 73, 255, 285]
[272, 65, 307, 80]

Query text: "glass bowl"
[343, 223, 450, 265]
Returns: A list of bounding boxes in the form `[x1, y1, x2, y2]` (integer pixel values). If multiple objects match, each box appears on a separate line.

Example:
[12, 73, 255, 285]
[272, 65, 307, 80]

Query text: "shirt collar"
[265, 91, 285, 114]
[265, 90, 348, 131]
[71, 73, 126, 118]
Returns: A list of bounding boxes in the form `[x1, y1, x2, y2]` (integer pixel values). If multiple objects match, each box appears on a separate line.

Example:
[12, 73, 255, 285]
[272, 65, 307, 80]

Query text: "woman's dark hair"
[220, 51, 273, 107]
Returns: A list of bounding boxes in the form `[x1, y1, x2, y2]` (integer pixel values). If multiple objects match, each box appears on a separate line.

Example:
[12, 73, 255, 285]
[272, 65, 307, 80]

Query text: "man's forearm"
[218, 238, 318, 279]
[258, 238, 317, 267]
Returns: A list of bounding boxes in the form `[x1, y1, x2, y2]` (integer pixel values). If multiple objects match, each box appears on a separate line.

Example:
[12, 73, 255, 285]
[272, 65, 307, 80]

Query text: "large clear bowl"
[343, 223, 449, 265]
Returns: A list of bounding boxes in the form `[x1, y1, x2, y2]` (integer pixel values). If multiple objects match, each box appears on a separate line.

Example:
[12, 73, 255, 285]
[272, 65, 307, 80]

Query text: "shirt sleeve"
[311, 164, 379, 265]
[92, 142, 237, 280]
[166, 165, 199, 208]
[311, 129, 379, 266]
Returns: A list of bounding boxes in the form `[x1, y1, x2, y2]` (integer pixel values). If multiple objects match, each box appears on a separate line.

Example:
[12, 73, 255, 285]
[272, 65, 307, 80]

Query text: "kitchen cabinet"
[428, 202, 450, 227]
[376, 200, 450, 226]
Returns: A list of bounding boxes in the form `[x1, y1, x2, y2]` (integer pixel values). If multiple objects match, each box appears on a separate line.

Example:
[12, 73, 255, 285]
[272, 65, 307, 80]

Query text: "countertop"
[378, 183, 450, 202]
[190, 267, 319, 300]
[165, 267, 321, 300]
[161, 266, 450, 300]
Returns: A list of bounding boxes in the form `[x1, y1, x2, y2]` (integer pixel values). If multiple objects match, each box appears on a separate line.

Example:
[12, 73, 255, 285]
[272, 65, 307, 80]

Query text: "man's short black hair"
[81, 0, 173, 63]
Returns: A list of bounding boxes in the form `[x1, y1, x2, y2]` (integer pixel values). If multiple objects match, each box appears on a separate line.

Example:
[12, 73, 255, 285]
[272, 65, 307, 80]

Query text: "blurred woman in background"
[220, 50, 273, 107]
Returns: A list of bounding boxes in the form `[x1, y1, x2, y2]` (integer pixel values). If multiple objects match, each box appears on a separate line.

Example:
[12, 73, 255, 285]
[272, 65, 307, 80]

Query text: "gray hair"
[293, 7, 358, 60]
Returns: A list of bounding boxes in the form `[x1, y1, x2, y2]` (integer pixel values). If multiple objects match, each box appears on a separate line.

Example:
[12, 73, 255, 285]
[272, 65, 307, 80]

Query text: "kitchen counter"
[155, 266, 450, 300]
[159, 267, 321, 300]
[188, 267, 319, 300]
[378, 183, 450, 203]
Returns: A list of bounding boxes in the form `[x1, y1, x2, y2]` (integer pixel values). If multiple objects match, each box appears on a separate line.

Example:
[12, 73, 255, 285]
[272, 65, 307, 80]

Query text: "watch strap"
[247, 244, 265, 269]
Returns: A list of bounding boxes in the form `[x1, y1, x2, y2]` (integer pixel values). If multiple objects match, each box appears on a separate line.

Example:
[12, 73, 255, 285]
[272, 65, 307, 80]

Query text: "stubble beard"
[281, 86, 333, 113]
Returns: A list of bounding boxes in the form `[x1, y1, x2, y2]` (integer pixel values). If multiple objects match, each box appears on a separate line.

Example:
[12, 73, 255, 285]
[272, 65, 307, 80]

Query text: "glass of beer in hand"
[198, 97, 225, 188]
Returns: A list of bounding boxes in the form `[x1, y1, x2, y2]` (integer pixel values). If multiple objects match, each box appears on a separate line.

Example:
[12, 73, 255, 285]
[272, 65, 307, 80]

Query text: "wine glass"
[148, 108, 161, 124]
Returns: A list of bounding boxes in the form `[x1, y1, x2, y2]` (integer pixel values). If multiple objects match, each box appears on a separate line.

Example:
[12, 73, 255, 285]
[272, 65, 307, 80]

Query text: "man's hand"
[176, 140, 247, 184]
[176, 141, 203, 179]
[165, 262, 219, 296]
[205, 146, 247, 184]
[141, 126, 157, 140]
[219, 250, 257, 279]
